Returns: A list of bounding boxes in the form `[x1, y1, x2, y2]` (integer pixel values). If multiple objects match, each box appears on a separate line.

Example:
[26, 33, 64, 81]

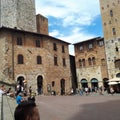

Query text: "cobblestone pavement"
[36, 94, 120, 120]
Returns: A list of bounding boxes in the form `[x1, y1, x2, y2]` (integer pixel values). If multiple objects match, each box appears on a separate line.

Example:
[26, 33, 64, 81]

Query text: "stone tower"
[0, 0, 37, 32]
[99, 0, 120, 79]
[36, 14, 49, 35]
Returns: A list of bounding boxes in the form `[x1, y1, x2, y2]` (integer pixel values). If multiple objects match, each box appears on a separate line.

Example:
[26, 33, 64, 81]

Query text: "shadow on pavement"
[70, 100, 120, 120]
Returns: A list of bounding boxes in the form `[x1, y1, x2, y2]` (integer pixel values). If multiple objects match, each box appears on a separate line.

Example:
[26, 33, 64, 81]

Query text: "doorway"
[60, 79, 65, 95]
[37, 75, 43, 95]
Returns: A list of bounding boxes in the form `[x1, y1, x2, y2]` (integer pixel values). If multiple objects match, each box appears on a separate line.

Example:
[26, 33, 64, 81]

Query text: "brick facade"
[0, 27, 71, 95]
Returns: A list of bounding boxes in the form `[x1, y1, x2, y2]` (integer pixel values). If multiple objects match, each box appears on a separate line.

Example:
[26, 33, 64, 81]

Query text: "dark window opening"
[36, 40, 41, 47]
[52, 81, 55, 87]
[110, 10, 113, 17]
[54, 56, 58, 65]
[63, 58, 66, 66]
[18, 54, 24, 64]
[37, 56, 42, 64]
[62, 45, 65, 53]
[53, 43, 57, 51]
[17, 37, 22, 45]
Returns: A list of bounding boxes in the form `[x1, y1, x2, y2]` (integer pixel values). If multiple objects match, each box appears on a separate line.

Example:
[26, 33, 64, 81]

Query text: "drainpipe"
[12, 32, 15, 81]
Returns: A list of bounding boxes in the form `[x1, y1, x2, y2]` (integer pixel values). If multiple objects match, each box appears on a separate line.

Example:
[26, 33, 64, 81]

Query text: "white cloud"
[35, 0, 101, 55]
[35, 0, 100, 27]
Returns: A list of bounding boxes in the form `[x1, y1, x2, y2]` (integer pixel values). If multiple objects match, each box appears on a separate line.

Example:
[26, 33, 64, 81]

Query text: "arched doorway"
[91, 78, 98, 90]
[81, 79, 88, 88]
[116, 73, 120, 78]
[60, 79, 65, 95]
[37, 75, 43, 95]
[17, 76, 24, 86]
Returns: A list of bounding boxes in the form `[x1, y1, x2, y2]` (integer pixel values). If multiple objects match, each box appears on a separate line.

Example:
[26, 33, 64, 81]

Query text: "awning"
[108, 77, 120, 82]
[91, 79, 98, 83]
[108, 82, 118, 85]
[81, 79, 87, 83]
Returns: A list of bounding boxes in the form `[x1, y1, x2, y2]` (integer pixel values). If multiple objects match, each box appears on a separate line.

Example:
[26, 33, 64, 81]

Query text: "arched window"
[82, 59, 86, 67]
[92, 57, 96, 65]
[79, 59, 82, 67]
[88, 58, 92, 66]
[37, 56, 42, 64]
[18, 54, 24, 64]
[79, 59, 85, 67]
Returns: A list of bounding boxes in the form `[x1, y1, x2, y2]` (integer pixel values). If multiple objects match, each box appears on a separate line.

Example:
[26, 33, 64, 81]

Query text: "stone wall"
[0, 0, 36, 32]
[99, 0, 120, 79]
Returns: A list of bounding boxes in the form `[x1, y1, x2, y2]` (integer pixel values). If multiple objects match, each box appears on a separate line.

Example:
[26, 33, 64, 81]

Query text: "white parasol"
[108, 77, 120, 82]
[108, 81, 118, 85]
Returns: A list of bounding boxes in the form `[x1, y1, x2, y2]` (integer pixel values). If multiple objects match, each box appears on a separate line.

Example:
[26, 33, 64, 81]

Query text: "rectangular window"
[37, 56, 42, 64]
[17, 37, 22, 45]
[54, 56, 58, 65]
[53, 43, 57, 51]
[88, 43, 93, 49]
[79, 45, 83, 51]
[36, 40, 40, 47]
[63, 58, 66, 66]
[62, 45, 65, 53]
[99, 41, 104, 46]
[110, 10, 113, 17]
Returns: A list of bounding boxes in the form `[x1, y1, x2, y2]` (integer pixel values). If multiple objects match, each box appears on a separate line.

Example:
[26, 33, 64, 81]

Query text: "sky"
[35, 0, 103, 55]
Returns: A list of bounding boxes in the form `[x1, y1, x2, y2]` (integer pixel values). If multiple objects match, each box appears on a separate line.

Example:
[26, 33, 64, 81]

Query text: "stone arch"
[91, 78, 98, 89]
[81, 79, 88, 88]
[16, 75, 26, 86]
[116, 73, 120, 78]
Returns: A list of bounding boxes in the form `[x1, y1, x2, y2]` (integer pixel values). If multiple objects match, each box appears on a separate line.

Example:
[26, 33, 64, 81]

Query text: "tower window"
[112, 28, 116, 35]
[110, 10, 113, 17]
[116, 47, 119, 52]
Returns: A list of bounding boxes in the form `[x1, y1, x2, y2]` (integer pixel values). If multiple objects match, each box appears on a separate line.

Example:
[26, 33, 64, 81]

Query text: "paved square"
[36, 95, 120, 120]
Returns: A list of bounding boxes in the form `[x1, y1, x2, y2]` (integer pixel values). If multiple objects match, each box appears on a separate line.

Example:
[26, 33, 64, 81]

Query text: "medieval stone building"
[74, 37, 108, 89]
[0, 0, 71, 95]
[99, 0, 120, 79]
[74, 0, 120, 90]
